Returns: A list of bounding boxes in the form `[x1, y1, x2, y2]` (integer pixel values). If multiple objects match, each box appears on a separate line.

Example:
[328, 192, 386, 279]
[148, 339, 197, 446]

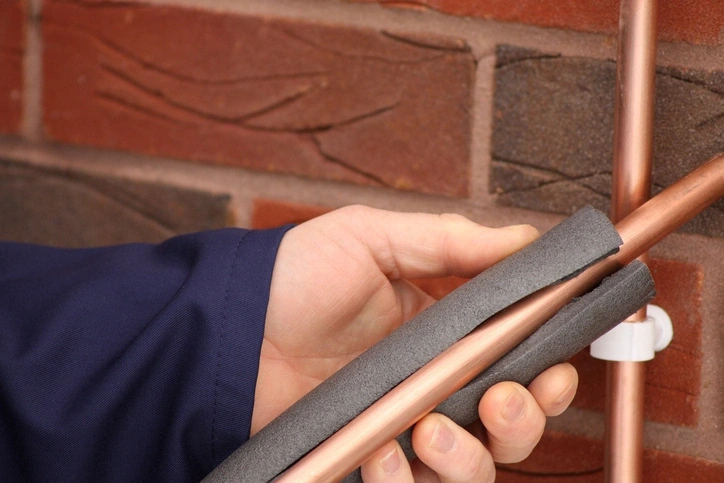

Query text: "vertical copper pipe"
[606, 362, 646, 480]
[611, 0, 657, 223]
[607, 0, 658, 481]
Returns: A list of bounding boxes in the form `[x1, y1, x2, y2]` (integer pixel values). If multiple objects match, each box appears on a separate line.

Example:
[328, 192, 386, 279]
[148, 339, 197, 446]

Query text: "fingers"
[527, 362, 579, 417]
[360, 440, 414, 483]
[478, 364, 578, 463]
[410, 413, 496, 483]
[477, 382, 545, 464]
[327, 206, 539, 280]
[361, 363, 578, 482]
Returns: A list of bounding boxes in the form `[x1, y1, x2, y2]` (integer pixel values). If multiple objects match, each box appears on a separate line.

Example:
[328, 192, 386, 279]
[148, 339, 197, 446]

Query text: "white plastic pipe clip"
[590, 304, 673, 362]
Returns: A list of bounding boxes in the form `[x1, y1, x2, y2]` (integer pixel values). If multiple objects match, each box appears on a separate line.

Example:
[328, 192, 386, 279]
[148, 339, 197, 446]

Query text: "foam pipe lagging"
[341, 259, 655, 481]
[203, 206, 623, 483]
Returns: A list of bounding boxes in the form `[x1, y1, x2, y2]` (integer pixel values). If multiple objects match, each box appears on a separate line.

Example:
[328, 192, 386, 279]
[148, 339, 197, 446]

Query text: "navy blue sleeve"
[0, 226, 292, 482]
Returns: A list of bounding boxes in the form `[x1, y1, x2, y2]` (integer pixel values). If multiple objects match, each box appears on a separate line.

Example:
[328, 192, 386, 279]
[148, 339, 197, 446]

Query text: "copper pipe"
[605, 362, 646, 481]
[277, 154, 724, 483]
[607, 0, 658, 479]
[611, 0, 657, 223]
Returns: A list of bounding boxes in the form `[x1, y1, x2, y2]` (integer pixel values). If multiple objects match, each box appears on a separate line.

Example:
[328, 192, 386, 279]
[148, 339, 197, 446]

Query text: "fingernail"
[430, 419, 456, 453]
[501, 388, 526, 421]
[380, 446, 401, 475]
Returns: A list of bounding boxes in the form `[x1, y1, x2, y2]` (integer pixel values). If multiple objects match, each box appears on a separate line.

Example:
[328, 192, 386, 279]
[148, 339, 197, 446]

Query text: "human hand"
[252, 205, 578, 481]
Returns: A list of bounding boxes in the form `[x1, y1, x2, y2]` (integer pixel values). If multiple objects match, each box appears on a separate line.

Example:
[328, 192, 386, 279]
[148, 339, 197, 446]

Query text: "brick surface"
[497, 431, 724, 481]
[0, 159, 232, 247]
[251, 199, 331, 230]
[352, 0, 724, 45]
[43, 0, 474, 197]
[0, 0, 24, 134]
[497, 431, 603, 482]
[643, 448, 724, 482]
[571, 258, 703, 426]
[491, 45, 724, 238]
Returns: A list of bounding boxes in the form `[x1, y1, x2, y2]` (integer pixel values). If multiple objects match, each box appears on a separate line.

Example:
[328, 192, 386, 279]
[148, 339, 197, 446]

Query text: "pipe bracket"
[590, 304, 672, 361]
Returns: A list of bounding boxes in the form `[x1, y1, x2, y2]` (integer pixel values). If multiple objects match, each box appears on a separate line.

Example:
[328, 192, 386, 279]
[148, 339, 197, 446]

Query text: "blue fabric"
[0, 226, 292, 482]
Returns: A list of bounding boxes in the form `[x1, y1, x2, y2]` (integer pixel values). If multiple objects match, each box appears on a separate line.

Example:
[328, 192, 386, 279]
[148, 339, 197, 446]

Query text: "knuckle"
[336, 204, 373, 218]
[459, 444, 494, 481]
[438, 212, 470, 225]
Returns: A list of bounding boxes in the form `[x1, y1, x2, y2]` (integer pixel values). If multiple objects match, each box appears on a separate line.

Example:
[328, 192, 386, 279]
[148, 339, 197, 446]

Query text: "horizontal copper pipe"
[276, 153, 724, 483]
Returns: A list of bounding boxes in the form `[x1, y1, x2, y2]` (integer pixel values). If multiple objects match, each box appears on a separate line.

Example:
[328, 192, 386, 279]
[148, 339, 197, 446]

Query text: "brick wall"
[2, 0, 724, 479]
[0, 0, 24, 134]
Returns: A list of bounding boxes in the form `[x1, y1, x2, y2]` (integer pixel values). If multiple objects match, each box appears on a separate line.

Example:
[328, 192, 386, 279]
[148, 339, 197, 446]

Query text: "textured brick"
[497, 431, 724, 481]
[571, 258, 703, 426]
[491, 45, 724, 238]
[0, 159, 232, 247]
[251, 199, 331, 230]
[352, 0, 724, 45]
[497, 431, 603, 482]
[643, 449, 724, 482]
[0, 0, 24, 134]
[43, 0, 474, 197]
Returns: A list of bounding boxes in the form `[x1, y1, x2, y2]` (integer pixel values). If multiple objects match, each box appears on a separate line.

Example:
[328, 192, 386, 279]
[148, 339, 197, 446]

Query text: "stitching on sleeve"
[211, 231, 250, 464]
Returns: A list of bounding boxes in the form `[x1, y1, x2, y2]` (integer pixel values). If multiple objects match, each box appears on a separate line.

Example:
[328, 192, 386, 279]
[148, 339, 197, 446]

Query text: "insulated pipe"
[277, 154, 724, 483]
[607, 0, 658, 480]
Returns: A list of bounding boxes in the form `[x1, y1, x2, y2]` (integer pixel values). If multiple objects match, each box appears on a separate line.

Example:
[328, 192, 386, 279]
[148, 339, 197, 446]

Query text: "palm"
[251, 217, 434, 434]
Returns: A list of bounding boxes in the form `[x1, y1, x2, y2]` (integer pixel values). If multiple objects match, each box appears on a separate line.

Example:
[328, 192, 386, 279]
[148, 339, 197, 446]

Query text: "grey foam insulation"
[203, 206, 623, 483]
[343, 259, 655, 482]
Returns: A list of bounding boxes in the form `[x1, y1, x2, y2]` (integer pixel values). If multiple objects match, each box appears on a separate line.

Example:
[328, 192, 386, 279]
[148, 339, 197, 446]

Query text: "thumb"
[330, 206, 539, 280]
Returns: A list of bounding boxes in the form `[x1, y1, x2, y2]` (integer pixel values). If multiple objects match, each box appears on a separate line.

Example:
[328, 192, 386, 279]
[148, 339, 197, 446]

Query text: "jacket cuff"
[211, 225, 293, 467]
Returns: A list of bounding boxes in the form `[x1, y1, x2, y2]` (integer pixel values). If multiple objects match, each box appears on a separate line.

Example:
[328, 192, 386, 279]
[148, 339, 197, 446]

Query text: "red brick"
[353, 0, 724, 45]
[571, 258, 703, 426]
[643, 448, 724, 482]
[0, 0, 24, 134]
[43, 0, 474, 197]
[251, 199, 331, 230]
[497, 431, 724, 481]
[497, 431, 603, 482]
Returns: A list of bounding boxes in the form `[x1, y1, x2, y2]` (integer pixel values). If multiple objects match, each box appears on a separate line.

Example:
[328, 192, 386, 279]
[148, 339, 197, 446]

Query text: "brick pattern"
[0, 0, 24, 134]
[251, 199, 331, 230]
[351, 0, 724, 45]
[497, 431, 724, 481]
[497, 431, 603, 482]
[571, 258, 703, 426]
[491, 45, 724, 238]
[0, 159, 233, 247]
[43, 0, 475, 197]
